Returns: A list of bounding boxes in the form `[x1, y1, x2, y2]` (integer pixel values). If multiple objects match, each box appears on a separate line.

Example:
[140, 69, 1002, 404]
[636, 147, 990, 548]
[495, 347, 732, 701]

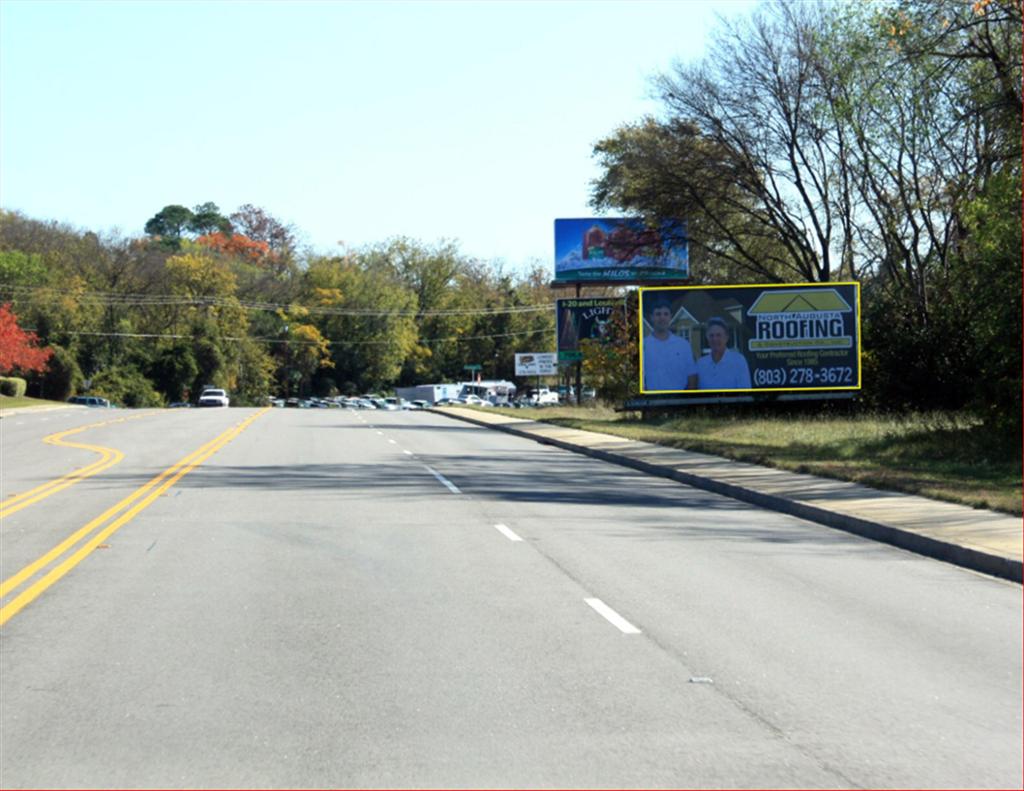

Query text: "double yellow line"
[0, 408, 269, 627]
[0, 415, 151, 519]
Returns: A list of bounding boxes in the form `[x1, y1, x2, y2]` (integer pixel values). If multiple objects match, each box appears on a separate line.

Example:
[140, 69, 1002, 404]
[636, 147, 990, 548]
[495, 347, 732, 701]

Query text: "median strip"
[0, 408, 269, 627]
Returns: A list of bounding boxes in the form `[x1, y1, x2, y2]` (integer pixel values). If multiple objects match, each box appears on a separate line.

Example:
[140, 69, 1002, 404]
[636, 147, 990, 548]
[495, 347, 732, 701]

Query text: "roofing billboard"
[638, 282, 861, 394]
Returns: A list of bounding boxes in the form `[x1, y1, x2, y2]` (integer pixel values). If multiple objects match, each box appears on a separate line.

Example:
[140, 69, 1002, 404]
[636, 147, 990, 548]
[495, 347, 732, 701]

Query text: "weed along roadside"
[489, 405, 1022, 517]
[0, 395, 75, 413]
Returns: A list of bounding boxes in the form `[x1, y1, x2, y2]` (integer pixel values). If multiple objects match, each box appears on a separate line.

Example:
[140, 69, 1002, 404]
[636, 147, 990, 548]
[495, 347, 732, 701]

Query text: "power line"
[0, 283, 557, 318]
[59, 328, 554, 347]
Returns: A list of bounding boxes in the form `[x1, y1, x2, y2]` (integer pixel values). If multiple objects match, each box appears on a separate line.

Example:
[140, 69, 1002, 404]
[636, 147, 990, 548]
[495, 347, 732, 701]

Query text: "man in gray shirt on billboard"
[696, 317, 752, 390]
[642, 296, 697, 391]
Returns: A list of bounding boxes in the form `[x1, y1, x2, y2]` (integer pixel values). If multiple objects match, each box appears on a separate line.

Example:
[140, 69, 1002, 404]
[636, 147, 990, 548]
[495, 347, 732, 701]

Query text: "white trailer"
[394, 383, 462, 404]
[458, 380, 517, 405]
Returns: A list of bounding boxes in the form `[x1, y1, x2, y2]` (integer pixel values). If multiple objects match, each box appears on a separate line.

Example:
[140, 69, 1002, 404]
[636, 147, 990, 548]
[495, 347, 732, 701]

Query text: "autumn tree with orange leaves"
[0, 303, 52, 375]
[196, 232, 271, 263]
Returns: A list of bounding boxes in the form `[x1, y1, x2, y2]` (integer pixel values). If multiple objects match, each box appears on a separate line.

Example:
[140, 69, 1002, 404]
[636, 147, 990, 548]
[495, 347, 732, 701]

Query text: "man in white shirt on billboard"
[696, 317, 752, 390]
[642, 296, 697, 391]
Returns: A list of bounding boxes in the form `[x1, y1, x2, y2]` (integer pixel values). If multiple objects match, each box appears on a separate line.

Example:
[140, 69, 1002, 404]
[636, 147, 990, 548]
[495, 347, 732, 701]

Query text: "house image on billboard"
[644, 291, 747, 359]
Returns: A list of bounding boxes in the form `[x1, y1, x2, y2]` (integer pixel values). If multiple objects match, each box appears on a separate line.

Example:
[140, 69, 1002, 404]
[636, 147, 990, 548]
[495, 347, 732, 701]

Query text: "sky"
[0, 0, 759, 273]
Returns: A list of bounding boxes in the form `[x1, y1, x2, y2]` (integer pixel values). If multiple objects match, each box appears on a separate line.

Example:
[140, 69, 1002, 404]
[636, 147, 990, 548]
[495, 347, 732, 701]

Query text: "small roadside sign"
[515, 352, 557, 376]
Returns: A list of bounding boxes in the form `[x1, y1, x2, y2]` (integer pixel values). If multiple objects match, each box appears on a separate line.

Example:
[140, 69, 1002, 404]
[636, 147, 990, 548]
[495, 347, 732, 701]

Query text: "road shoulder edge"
[434, 407, 1023, 584]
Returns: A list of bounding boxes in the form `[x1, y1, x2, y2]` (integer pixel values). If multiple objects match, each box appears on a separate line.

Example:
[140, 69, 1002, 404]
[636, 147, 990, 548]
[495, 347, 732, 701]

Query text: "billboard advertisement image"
[638, 283, 861, 394]
[556, 297, 624, 362]
[554, 218, 688, 282]
[515, 352, 558, 376]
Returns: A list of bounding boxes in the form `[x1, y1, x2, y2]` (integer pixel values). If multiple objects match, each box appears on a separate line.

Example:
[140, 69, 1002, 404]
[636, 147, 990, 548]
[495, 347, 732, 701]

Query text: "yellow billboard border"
[637, 281, 863, 395]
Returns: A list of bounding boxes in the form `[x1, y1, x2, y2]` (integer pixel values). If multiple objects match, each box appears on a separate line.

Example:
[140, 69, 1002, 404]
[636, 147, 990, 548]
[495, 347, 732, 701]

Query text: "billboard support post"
[575, 282, 582, 406]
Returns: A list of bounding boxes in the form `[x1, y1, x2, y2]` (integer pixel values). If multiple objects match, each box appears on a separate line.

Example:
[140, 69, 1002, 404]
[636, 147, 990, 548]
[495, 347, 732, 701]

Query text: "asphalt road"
[1, 407, 1021, 789]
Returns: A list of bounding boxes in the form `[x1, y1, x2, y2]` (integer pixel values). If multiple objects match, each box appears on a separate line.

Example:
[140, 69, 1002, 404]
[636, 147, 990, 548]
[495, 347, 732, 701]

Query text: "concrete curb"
[437, 408, 1023, 584]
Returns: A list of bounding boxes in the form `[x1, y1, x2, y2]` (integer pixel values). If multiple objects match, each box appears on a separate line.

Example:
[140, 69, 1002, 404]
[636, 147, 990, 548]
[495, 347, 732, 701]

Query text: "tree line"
[0, 204, 559, 406]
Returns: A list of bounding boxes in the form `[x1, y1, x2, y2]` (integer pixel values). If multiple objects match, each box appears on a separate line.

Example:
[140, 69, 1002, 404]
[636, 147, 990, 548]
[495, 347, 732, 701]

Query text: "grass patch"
[0, 394, 70, 411]
[495, 406, 1022, 515]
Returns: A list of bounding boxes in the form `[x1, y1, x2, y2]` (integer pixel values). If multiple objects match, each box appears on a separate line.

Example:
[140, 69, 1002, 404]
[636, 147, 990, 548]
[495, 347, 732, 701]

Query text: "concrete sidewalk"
[434, 406, 1023, 584]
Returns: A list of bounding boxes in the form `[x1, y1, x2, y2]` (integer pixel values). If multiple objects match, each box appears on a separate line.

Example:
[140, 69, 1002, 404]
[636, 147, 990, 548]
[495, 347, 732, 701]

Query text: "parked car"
[457, 394, 492, 407]
[168, 401, 192, 408]
[409, 400, 429, 410]
[197, 388, 230, 407]
[68, 395, 113, 408]
[528, 388, 559, 406]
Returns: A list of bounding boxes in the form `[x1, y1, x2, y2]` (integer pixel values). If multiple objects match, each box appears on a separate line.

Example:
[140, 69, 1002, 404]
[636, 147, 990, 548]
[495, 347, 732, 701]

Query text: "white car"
[529, 388, 559, 406]
[198, 388, 230, 407]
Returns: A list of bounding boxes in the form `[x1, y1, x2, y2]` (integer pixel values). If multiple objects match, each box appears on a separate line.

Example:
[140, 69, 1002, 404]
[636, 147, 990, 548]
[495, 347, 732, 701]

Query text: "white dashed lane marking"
[424, 465, 461, 494]
[493, 523, 523, 542]
[585, 598, 641, 634]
